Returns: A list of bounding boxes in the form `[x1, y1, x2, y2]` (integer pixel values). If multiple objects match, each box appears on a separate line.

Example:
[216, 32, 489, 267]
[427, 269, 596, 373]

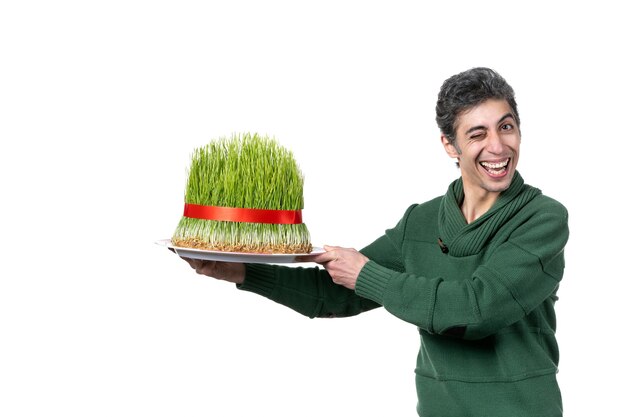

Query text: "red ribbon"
[183, 203, 303, 224]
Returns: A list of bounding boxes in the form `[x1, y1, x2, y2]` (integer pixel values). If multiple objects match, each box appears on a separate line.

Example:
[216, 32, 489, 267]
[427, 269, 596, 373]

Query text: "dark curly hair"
[435, 67, 520, 148]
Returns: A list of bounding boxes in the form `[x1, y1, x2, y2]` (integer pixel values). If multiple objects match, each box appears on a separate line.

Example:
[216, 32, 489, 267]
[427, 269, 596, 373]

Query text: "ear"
[441, 134, 460, 159]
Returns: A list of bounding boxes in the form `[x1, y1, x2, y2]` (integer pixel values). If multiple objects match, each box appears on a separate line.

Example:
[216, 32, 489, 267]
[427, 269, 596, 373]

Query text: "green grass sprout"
[172, 133, 312, 253]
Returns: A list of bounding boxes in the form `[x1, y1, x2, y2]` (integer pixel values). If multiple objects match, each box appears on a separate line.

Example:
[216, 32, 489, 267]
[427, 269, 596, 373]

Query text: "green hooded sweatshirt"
[239, 172, 569, 416]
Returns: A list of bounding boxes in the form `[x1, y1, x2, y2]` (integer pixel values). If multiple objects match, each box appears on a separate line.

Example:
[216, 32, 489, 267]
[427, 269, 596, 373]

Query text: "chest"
[401, 238, 489, 282]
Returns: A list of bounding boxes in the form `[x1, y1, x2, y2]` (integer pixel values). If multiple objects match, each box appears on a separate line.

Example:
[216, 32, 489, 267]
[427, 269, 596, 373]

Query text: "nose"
[486, 133, 505, 154]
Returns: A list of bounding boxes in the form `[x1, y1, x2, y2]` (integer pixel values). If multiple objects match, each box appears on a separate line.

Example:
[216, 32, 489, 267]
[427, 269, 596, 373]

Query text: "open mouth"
[479, 158, 510, 176]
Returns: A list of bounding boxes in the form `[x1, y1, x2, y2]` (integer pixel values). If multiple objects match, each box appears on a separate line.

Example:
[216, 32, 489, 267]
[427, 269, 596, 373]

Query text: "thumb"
[323, 244, 340, 252]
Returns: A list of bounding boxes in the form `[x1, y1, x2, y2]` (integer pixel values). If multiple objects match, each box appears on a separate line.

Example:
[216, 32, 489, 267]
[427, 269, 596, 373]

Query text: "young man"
[184, 67, 569, 416]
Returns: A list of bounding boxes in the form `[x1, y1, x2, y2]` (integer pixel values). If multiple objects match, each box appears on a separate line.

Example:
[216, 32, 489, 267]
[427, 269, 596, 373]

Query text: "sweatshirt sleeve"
[355, 201, 569, 340]
[235, 207, 420, 319]
[238, 263, 380, 318]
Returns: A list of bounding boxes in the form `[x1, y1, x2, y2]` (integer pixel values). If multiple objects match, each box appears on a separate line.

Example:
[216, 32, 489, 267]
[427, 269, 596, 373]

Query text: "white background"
[1, 1, 624, 416]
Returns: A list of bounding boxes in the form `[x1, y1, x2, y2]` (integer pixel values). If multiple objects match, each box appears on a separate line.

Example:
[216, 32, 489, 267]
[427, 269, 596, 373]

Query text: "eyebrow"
[464, 113, 515, 135]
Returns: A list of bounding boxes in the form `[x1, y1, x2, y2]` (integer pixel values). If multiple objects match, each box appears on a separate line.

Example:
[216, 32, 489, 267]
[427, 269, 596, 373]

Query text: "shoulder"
[385, 196, 443, 242]
[507, 192, 569, 252]
[525, 192, 568, 221]
[405, 195, 444, 219]
[390, 196, 443, 231]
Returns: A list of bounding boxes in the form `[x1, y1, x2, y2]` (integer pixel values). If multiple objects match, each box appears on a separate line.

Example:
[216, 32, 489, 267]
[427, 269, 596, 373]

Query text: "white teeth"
[480, 159, 509, 169]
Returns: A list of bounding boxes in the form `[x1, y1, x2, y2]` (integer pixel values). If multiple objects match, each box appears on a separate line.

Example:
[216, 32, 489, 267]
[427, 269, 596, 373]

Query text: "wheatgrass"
[172, 133, 312, 254]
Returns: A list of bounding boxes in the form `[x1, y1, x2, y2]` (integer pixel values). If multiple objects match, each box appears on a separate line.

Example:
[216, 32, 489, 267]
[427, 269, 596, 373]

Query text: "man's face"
[442, 99, 521, 200]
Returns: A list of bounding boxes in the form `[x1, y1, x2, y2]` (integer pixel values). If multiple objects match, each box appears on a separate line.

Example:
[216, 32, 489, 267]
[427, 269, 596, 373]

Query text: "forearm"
[355, 254, 561, 339]
[239, 263, 379, 318]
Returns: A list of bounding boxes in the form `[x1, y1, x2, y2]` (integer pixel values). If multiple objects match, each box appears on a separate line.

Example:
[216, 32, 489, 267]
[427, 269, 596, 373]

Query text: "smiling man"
[183, 68, 569, 416]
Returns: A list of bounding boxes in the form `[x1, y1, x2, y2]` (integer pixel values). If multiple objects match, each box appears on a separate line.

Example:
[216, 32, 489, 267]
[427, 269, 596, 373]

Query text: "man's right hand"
[180, 257, 246, 284]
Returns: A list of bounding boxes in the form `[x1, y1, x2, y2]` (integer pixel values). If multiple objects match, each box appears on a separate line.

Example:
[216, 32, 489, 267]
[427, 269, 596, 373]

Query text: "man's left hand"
[305, 245, 369, 290]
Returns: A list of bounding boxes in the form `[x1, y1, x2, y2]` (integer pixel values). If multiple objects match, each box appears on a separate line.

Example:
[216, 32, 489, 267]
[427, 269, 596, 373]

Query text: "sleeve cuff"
[355, 261, 393, 305]
[237, 263, 277, 298]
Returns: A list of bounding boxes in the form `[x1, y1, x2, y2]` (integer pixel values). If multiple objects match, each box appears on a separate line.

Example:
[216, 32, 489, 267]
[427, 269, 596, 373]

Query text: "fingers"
[297, 245, 361, 266]
[321, 245, 361, 262]
[178, 257, 245, 283]
[295, 245, 365, 291]
[197, 261, 219, 276]
[180, 257, 199, 269]
[180, 257, 215, 275]
[307, 248, 340, 264]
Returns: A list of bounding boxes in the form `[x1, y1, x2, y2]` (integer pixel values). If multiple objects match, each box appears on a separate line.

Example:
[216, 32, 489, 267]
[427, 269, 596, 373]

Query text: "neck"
[460, 189, 500, 223]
